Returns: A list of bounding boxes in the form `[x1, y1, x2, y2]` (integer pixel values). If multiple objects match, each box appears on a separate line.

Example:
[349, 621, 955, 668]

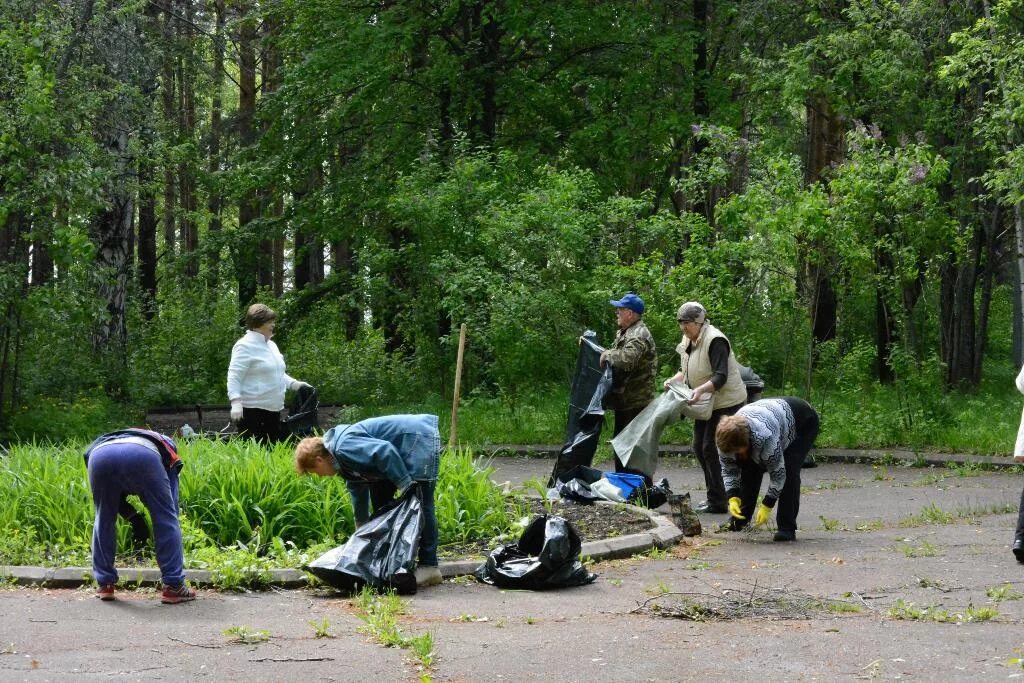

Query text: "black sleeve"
[707, 337, 731, 389]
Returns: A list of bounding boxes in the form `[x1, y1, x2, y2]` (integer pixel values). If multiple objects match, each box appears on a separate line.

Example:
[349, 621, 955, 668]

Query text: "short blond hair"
[715, 414, 750, 456]
[295, 436, 329, 474]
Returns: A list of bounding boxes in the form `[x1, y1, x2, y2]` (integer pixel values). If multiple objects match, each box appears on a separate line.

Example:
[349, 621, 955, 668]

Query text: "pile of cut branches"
[630, 580, 864, 622]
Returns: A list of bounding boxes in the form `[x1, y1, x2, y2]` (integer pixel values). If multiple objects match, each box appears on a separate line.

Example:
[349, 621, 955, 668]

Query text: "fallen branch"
[168, 636, 222, 649]
[249, 656, 335, 663]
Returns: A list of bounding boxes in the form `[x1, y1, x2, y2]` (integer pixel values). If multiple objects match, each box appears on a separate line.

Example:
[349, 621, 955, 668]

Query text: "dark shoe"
[1013, 539, 1024, 563]
[802, 456, 817, 469]
[96, 584, 115, 601]
[161, 583, 197, 604]
[773, 530, 796, 542]
[694, 501, 727, 514]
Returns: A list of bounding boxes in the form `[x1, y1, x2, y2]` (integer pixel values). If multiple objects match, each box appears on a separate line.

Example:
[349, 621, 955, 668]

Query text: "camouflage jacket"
[604, 319, 657, 411]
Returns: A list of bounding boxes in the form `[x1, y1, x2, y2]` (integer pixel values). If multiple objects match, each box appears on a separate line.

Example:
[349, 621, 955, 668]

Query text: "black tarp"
[548, 332, 612, 485]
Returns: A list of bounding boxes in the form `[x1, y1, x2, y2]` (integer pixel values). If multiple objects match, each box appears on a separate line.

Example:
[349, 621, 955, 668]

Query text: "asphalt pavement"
[3, 452, 1024, 681]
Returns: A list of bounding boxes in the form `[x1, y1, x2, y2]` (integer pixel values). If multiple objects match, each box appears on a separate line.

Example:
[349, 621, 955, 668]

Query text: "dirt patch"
[439, 498, 656, 560]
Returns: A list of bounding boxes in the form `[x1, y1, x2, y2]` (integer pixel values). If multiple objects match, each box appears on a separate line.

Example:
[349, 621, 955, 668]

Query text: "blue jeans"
[348, 480, 439, 566]
[87, 442, 185, 586]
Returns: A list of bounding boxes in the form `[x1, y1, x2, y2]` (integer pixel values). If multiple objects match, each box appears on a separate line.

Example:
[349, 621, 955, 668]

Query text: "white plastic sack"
[589, 478, 627, 503]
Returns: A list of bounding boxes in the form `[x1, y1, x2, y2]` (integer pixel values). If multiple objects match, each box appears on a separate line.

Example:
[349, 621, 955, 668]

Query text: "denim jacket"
[322, 414, 440, 492]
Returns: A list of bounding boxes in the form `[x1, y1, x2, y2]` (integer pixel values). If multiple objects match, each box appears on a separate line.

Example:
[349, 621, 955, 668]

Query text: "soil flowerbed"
[439, 497, 656, 559]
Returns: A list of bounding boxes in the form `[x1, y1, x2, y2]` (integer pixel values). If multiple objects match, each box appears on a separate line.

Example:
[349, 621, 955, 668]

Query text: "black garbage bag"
[739, 365, 764, 404]
[549, 332, 612, 485]
[554, 465, 604, 505]
[474, 515, 597, 590]
[304, 489, 422, 595]
[286, 384, 320, 438]
[626, 477, 672, 509]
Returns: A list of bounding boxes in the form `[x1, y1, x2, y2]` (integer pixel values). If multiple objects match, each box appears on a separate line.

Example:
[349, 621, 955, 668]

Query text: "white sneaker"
[415, 565, 442, 587]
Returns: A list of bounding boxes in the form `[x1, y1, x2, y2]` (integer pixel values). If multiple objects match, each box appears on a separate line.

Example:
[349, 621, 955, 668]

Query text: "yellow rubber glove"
[753, 503, 772, 527]
[728, 497, 745, 520]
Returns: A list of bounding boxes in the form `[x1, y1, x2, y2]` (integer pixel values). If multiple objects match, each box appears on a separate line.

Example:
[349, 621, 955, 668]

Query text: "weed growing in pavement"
[897, 503, 954, 527]
[353, 587, 435, 671]
[687, 561, 712, 571]
[814, 478, 860, 491]
[986, 584, 1024, 602]
[872, 465, 893, 481]
[645, 580, 671, 596]
[222, 625, 271, 644]
[525, 616, 535, 624]
[608, 578, 623, 586]
[955, 502, 1017, 518]
[819, 516, 845, 531]
[640, 547, 672, 560]
[855, 520, 885, 531]
[946, 461, 985, 477]
[911, 472, 946, 487]
[896, 540, 940, 557]
[962, 604, 999, 622]
[887, 599, 953, 622]
[876, 453, 901, 466]
[309, 618, 333, 638]
[820, 600, 862, 614]
[887, 599, 998, 623]
[1009, 646, 1024, 669]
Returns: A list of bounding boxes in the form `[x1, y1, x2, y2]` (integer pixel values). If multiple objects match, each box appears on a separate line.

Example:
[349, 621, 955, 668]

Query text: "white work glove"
[230, 401, 243, 423]
[290, 380, 312, 392]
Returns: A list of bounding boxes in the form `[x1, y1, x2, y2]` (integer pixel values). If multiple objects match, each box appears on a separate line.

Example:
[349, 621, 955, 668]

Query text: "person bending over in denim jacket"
[294, 414, 442, 587]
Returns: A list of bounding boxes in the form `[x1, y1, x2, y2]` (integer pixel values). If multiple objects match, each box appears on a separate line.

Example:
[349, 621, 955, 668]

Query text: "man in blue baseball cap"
[600, 292, 657, 445]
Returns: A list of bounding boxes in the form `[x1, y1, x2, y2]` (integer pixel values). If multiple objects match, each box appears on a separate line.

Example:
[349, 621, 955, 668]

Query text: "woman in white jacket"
[227, 304, 309, 444]
[1013, 365, 1024, 562]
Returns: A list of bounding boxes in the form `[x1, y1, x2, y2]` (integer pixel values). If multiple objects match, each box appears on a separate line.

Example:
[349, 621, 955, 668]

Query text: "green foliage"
[4, 393, 135, 442]
[0, 440, 521, 572]
[127, 289, 242, 407]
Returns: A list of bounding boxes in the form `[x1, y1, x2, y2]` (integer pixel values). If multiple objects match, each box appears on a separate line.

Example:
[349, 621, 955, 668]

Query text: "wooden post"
[448, 323, 467, 450]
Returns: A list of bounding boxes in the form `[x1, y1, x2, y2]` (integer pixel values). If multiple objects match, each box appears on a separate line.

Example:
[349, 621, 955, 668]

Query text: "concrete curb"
[481, 444, 1021, 469]
[0, 502, 683, 588]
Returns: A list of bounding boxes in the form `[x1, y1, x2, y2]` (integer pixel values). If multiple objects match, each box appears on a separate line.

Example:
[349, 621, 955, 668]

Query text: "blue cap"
[609, 292, 645, 315]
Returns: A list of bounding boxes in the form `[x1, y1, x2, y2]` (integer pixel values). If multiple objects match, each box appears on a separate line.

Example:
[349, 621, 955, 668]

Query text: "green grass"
[887, 599, 998, 623]
[0, 440, 522, 583]
[354, 587, 435, 671]
[895, 540, 940, 557]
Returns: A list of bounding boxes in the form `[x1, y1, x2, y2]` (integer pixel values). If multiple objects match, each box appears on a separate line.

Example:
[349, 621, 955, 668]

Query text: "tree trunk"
[0, 211, 28, 416]
[236, 0, 259, 305]
[331, 238, 362, 341]
[940, 217, 984, 388]
[30, 239, 53, 285]
[262, 15, 283, 297]
[206, 0, 226, 288]
[91, 127, 134, 359]
[177, 0, 198, 277]
[161, 0, 177, 257]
